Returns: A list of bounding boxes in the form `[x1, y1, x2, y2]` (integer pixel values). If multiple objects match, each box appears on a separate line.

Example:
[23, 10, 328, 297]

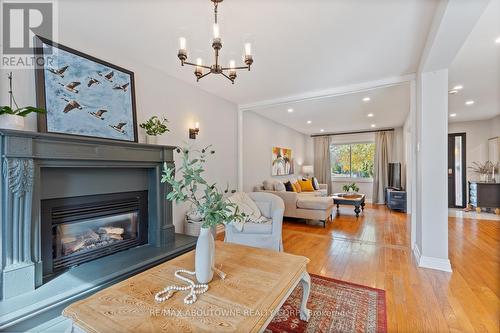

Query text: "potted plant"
[1, 73, 45, 130]
[161, 145, 244, 283]
[139, 116, 169, 144]
[342, 182, 360, 196]
[469, 161, 499, 182]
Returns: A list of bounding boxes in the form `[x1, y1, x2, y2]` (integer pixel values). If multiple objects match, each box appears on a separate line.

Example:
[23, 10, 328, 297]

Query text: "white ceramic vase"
[146, 135, 158, 145]
[195, 227, 215, 283]
[0, 115, 24, 130]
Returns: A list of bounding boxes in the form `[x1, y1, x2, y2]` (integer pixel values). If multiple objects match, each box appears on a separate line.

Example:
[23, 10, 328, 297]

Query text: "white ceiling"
[252, 83, 410, 135]
[57, 0, 439, 105]
[448, 0, 500, 123]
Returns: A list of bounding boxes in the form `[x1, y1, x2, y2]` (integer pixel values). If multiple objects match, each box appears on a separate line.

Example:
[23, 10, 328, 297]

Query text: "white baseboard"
[412, 245, 452, 272]
[412, 244, 421, 262]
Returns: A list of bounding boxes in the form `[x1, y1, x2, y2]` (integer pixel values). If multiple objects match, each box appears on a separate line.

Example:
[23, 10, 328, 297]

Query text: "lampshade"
[302, 165, 314, 175]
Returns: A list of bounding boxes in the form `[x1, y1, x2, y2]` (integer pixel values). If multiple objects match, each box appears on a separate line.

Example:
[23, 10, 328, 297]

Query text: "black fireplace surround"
[41, 191, 149, 280]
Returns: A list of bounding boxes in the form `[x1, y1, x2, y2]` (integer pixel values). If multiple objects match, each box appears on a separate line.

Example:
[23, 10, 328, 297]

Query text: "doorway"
[448, 133, 466, 208]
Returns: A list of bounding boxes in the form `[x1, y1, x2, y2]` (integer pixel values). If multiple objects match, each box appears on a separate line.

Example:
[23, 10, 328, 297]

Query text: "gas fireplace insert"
[41, 191, 148, 280]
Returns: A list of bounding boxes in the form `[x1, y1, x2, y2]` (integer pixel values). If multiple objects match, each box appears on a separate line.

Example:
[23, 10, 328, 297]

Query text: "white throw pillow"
[274, 182, 286, 192]
[228, 192, 262, 221]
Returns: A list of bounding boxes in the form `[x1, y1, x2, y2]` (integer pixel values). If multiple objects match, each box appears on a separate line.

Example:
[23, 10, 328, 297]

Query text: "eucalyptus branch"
[161, 145, 244, 228]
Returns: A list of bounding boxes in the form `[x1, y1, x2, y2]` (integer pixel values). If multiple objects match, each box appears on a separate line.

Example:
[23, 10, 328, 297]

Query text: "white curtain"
[313, 136, 332, 195]
[372, 131, 394, 204]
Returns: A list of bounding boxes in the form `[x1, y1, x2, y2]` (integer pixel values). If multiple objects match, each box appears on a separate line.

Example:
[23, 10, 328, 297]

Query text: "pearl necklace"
[154, 269, 209, 305]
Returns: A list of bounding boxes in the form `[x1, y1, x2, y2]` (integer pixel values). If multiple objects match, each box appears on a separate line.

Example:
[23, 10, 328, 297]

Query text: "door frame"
[448, 132, 467, 208]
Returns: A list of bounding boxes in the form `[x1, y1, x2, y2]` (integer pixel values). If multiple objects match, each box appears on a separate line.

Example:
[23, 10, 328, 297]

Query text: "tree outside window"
[331, 143, 375, 178]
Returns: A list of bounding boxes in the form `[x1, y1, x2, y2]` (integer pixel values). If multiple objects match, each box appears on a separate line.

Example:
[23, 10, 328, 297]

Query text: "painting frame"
[34, 36, 138, 143]
[272, 146, 294, 176]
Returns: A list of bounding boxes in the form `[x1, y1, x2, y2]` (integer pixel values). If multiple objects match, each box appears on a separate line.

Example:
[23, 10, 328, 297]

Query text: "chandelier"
[177, 0, 253, 84]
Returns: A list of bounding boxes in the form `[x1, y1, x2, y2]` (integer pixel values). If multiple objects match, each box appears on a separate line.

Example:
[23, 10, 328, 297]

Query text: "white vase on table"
[195, 227, 215, 283]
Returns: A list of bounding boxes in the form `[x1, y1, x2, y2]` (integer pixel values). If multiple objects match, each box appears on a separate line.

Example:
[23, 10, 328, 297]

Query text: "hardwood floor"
[280, 204, 500, 333]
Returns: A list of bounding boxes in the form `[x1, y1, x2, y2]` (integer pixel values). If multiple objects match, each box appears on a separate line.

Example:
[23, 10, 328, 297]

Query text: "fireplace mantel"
[0, 129, 196, 331]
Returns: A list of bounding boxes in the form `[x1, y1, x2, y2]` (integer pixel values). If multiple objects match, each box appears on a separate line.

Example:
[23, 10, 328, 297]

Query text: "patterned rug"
[266, 274, 387, 333]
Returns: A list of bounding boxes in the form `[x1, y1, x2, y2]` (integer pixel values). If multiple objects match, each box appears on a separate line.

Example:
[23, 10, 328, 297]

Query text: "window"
[331, 143, 375, 178]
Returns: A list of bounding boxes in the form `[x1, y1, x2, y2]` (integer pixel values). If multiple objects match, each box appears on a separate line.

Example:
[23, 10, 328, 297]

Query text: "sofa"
[254, 178, 333, 227]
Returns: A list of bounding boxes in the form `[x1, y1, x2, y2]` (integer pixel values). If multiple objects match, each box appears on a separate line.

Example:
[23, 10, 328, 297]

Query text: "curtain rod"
[310, 128, 394, 138]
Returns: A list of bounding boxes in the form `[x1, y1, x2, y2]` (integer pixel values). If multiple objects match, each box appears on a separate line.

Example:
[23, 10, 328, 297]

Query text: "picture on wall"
[272, 147, 294, 175]
[34, 36, 138, 142]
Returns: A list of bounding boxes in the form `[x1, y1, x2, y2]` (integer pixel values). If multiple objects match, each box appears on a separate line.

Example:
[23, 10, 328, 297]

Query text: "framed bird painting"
[34, 36, 138, 142]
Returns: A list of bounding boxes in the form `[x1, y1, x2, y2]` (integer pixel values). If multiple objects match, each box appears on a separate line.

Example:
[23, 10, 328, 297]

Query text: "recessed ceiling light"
[367, 113, 374, 117]
[450, 113, 457, 117]
[495, 36, 500, 44]
[448, 90, 458, 95]
[287, 108, 294, 113]
[371, 124, 376, 128]
[452, 85, 463, 90]
[320, 129, 324, 132]
[307, 120, 312, 124]
[362, 97, 371, 102]
[465, 100, 475, 105]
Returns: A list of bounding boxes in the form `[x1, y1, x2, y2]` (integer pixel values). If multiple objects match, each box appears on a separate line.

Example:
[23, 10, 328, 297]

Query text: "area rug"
[265, 274, 387, 333]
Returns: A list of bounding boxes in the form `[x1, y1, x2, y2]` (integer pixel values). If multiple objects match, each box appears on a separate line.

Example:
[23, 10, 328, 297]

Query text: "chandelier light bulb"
[196, 58, 203, 67]
[213, 23, 220, 38]
[245, 43, 252, 56]
[230, 60, 235, 69]
[179, 37, 186, 50]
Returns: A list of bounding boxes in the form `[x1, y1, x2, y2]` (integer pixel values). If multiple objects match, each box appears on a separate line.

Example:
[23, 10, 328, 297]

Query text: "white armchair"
[224, 192, 285, 252]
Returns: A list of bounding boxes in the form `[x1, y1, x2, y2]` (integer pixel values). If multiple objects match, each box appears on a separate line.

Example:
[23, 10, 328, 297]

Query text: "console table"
[468, 181, 500, 215]
[386, 188, 407, 212]
[63, 241, 311, 333]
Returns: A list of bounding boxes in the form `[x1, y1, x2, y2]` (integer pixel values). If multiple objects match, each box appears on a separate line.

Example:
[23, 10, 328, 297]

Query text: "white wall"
[403, 112, 413, 213]
[414, 69, 450, 270]
[448, 116, 499, 182]
[0, 6, 238, 234]
[242, 111, 311, 192]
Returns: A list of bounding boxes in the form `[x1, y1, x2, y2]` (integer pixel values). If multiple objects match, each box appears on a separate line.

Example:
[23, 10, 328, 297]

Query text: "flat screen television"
[388, 162, 401, 190]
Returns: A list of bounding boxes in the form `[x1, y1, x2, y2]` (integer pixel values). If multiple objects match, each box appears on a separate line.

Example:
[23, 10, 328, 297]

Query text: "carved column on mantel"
[1, 158, 36, 299]
[161, 162, 175, 245]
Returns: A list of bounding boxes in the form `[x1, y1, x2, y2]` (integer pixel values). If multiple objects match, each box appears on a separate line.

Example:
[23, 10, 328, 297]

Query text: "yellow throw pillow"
[291, 182, 298, 192]
[294, 181, 302, 193]
[298, 179, 315, 192]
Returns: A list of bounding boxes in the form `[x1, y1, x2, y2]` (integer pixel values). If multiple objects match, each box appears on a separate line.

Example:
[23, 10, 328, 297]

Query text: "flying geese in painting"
[59, 81, 81, 93]
[109, 122, 127, 133]
[48, 65, 69, 78]
[98, 71, 114, 82]
[89, 109, 108, 120]
[87, 77, 100, 87]
[62, 100, 83, 113]
[113, 83, 129, 92]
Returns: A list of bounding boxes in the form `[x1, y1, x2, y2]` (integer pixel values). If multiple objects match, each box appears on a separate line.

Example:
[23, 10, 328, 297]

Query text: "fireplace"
[41, 191, 148, 279]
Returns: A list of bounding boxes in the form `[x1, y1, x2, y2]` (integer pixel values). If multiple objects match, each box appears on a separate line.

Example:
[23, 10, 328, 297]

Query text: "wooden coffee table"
[332, 193, 366, 217]
[63, 241, 311, 333]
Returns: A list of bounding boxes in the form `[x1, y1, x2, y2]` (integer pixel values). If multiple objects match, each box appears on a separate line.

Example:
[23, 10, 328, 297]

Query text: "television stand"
[386, 187, 407, 212]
